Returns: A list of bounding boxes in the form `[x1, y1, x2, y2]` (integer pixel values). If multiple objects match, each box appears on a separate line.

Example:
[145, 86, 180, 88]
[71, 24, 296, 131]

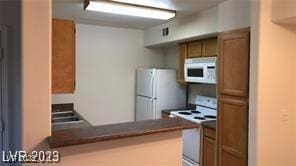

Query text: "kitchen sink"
[52, 111, 75, 119]
[51, 110, 91, 130]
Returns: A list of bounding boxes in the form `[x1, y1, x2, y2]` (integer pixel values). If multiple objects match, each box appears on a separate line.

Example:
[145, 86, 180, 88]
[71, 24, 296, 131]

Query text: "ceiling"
[52, 0, 223, 29]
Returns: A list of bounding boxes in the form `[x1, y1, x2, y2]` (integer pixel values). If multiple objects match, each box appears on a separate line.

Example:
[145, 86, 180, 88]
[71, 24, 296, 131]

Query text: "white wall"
[144, 0, 251, 47]
[249, 0, 296, 165]
[164, 46, 179, 70]
[52, 24, 165, 126]
[143, 7, 218, 47]
[217, 0, 251, 32]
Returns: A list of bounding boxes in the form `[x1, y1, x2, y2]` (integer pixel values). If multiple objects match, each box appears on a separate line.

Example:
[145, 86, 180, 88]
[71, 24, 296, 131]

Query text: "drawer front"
[204, 127, 216, 140]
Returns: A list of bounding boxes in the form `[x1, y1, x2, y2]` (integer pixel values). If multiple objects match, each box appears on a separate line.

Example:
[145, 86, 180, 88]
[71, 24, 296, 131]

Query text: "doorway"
[0, 25, 7, 154]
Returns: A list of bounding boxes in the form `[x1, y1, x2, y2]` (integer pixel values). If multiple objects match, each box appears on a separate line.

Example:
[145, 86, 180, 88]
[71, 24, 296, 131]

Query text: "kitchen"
[1, 0, 296, 166]
[50, 0, 249, 166]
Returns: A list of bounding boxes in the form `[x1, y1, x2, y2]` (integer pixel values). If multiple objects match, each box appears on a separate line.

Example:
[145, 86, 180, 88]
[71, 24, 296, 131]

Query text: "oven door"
[184, 64, 206, 83]
[183, 128, 201, 164]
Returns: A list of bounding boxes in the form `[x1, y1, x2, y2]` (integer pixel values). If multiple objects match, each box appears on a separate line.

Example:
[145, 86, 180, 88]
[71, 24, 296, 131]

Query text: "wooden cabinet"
[202, 127, 216, 166]
[188, 40, 202, 58]
[218, 30, 249, 97]
[178, 43, 188, 83]
[203, 137, 216, 166]
[187, 38, 218, 58]
[217, 28, 250, 166]
[202, 38, 218, 57]
[52, 19, 76, 94]
[217, 97, 248, 166]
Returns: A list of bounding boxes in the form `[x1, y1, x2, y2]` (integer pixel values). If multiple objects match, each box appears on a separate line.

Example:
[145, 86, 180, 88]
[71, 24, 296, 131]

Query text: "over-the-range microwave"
[184, 57, 216, 84]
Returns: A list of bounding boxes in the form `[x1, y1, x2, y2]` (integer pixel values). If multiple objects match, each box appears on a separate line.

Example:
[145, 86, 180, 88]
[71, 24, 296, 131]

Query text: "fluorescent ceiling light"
[112, 0, 170, 9]
[84, 0, 176, 20]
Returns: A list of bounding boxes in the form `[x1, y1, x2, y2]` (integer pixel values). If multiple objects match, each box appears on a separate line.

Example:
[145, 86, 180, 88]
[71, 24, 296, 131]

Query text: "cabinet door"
[188, 40, 202, 58]
[218, 29, 250, 97]
[202, 38, 218, 57]
[178, 43, 187, 83]
[203, 137, 216, 166]
[52, 19, 75, 93]
[217, 97, 248, 166]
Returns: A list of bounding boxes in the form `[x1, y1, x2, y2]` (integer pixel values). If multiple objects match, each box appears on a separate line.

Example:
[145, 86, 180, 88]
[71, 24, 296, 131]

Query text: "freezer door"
[136, 69, 155, 98]
[136, 96, 155, 121]
[154, 69, 186, 119]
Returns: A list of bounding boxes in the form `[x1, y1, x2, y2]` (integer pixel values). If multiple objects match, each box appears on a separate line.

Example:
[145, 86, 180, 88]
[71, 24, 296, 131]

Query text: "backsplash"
[188, 84, 217, 104]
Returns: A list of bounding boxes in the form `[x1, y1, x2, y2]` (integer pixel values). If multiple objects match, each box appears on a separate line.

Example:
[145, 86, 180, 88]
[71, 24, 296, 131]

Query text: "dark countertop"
[201, 120, 216, 130]
[162, 104, 196, 115]
[49, 118, 198, 148]
[162, 108, 187, 115]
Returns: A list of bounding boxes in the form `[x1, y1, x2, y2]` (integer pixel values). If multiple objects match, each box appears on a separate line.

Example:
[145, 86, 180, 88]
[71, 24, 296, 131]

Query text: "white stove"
[170, 96, 217, 166]
[170, 96, 217, 124]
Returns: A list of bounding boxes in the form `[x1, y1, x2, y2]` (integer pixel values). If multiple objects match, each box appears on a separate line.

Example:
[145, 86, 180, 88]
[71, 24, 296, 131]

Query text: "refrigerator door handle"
[151, 98, 155, 119]
[151, 74, 155, 98]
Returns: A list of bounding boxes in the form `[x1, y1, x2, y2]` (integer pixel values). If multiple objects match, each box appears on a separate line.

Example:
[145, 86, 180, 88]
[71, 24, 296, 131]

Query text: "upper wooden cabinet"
[178, 43, 188, 83]
[202, 38, 218, 57]
[185, 37, 218, 59]
[218, 29, 249, 97]
[52, 19, 76, 94]
[188, 40, 202, 58]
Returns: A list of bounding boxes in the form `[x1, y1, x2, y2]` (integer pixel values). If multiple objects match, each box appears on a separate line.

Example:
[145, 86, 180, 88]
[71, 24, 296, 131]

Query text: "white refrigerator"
[136, 68, 186, 121]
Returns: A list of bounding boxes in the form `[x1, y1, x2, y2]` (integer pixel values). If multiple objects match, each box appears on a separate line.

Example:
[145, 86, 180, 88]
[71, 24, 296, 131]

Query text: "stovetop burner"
[178, 112, 192, 115]
[204, 115, 216, 119]
[194, 116, 206, 120]
[191, 110, 201, 114]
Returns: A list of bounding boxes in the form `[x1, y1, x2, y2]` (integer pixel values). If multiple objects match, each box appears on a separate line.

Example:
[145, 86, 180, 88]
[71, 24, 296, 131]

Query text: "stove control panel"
[195, 96, 217, 109]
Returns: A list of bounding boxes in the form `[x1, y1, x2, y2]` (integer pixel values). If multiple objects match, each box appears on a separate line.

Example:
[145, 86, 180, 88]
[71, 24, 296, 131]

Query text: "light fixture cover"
[84, 0, 176, 20]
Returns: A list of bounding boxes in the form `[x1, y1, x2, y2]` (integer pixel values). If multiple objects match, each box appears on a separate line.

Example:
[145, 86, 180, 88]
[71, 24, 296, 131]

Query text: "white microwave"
[184, 57, 217, 84]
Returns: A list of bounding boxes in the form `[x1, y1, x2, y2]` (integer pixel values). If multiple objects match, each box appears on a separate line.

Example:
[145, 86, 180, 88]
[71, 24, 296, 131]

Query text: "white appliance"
[170, 96, 217, 166]
[136, 68, 186, 121]
[184, 57, 216, 84]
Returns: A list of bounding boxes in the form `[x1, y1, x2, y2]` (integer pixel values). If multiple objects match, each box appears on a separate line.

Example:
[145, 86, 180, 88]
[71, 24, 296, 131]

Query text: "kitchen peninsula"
[49, 118, 197, 165]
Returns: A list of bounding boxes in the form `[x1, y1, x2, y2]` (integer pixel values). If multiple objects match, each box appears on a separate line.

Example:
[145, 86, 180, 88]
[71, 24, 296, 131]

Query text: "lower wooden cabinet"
[217, 97, 248, 166]
[202, 127, 216, 166]
[203, 137, 216, 166]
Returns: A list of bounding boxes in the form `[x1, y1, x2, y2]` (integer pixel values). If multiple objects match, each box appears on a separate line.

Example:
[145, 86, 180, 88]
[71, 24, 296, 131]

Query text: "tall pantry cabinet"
[217, 28, 250, 166]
